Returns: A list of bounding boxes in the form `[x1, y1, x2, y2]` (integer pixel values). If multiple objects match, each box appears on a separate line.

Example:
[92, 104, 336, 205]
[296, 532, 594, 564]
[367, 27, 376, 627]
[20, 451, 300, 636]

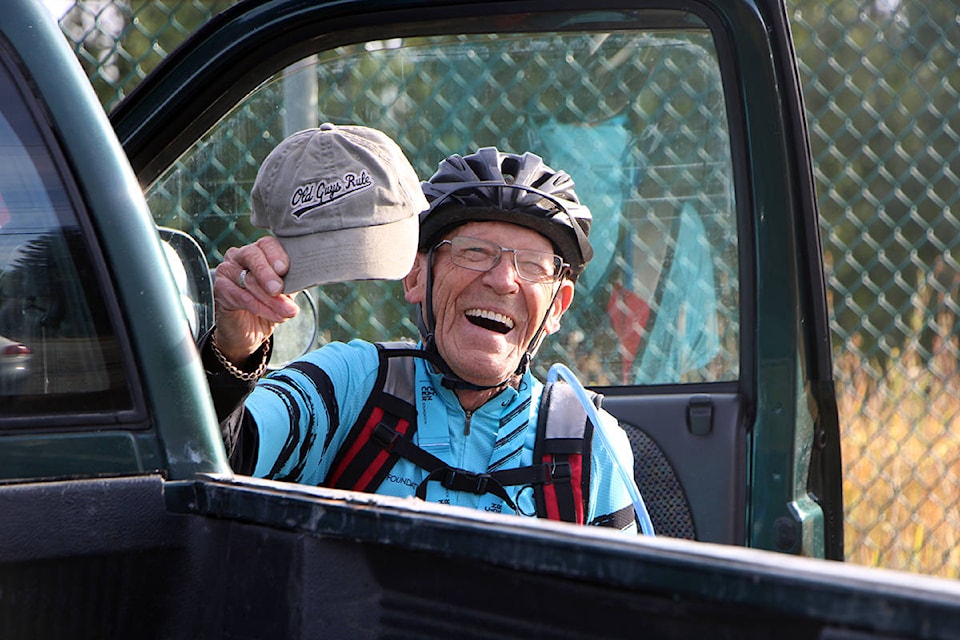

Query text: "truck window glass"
[0, 57, 130, 418]
[147, 17, 738, 388]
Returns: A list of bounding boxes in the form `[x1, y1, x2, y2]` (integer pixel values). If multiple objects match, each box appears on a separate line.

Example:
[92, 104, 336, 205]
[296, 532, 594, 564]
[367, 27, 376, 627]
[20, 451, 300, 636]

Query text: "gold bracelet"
[210, 332, 270, 382]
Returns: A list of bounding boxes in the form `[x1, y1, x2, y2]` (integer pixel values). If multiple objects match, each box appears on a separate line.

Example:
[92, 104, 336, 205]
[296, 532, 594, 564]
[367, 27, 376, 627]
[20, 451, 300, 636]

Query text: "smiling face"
[404, 220, 575, 388]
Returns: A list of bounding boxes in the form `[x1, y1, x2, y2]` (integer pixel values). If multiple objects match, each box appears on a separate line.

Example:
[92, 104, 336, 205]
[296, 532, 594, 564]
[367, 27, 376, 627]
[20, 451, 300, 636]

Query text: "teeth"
[466, 308, 515, 329]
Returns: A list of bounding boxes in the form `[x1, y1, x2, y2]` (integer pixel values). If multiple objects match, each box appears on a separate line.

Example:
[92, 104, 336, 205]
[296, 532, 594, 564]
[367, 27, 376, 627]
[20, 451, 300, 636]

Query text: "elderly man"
[203, 130, 643, 533]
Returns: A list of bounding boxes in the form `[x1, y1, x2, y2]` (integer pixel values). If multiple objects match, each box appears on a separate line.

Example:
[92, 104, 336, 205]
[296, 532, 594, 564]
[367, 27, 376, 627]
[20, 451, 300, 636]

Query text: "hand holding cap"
[251, 123, 427, 293]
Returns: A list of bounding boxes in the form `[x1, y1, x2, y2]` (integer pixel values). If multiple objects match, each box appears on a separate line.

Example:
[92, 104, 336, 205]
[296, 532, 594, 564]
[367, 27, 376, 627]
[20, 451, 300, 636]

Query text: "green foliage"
[59, 0, 239, 108]
[792, 0, 960, 364]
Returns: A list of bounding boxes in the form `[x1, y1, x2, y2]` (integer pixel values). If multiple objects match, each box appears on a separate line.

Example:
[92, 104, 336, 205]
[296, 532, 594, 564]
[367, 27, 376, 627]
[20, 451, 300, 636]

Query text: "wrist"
[209, 329, 270, 381]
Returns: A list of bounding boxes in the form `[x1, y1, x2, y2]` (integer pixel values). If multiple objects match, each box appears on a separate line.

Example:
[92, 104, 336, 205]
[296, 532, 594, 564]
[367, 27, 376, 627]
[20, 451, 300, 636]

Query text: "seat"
[621, 420, 696, 539]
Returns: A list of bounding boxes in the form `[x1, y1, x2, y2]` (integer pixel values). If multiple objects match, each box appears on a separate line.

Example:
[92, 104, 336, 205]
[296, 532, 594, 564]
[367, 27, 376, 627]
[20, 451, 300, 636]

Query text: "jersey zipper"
[464, 410, 473, 436]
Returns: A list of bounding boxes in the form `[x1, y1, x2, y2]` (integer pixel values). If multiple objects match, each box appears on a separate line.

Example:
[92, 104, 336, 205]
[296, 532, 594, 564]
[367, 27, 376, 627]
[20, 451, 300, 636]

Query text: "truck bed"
[2, 474, 957, 639]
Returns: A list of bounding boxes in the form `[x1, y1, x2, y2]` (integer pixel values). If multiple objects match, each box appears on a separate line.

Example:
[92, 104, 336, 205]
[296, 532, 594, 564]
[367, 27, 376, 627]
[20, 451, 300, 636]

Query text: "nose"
[481, 250, 521, 291]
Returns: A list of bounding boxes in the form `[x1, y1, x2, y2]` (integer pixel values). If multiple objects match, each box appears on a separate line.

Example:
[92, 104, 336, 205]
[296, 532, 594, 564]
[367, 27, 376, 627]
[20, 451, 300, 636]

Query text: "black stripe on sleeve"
[285, 361, 340, 457]
[261, 362, 340, 482]
[258, 381, 303, 481]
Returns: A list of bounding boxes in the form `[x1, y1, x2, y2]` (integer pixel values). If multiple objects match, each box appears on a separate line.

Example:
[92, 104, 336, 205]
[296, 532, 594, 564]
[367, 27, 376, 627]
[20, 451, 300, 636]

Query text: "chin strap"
[512, 282, 563, 377]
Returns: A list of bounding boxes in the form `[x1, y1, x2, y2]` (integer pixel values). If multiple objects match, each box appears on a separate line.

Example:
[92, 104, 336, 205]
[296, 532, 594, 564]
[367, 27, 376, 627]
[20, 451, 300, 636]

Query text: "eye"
[517, 252, 556, 278]
[520, 260, 549, 276]
[455, 239, 497, 263]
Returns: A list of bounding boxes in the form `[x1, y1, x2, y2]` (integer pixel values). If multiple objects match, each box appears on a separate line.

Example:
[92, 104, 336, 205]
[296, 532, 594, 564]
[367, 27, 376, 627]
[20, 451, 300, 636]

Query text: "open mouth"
[465, 308, 515, 334]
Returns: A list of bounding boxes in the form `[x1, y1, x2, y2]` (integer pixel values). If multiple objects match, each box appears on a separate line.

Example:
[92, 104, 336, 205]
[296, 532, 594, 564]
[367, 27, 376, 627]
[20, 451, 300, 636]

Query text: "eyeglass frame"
[432, 236, 570, 284]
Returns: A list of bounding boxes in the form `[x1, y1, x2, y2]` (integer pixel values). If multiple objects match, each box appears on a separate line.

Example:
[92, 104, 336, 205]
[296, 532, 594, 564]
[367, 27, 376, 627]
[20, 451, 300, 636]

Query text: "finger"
[224, 241, 286, 297]
[214, 263, 299, 322]
[255, 236, 290, 276]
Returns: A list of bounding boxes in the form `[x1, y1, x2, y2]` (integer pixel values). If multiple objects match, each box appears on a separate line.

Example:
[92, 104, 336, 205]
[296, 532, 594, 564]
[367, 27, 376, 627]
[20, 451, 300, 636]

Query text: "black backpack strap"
[403, 380, 595, 520]
[403, 444, 520, 513]
[533, 381, 594, 524]
[324, 342, 419, 492]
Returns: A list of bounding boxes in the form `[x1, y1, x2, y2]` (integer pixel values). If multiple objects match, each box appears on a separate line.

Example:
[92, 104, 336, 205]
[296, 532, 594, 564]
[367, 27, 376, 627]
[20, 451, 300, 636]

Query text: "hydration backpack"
[325, 342, 595, 523]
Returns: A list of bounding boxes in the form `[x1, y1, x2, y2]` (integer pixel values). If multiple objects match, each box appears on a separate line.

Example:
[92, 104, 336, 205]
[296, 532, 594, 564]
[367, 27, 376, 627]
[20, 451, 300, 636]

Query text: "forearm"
[199, 327, 267, 473]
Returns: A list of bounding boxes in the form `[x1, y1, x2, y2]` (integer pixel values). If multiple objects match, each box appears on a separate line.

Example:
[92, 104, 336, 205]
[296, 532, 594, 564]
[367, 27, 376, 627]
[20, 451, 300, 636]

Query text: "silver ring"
[238, 269, 248, 289]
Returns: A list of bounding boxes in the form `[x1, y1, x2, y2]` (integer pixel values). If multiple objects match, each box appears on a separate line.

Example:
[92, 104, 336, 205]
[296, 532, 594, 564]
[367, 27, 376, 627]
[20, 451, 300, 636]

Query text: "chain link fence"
[790, 1, 960, 576]
[53, 0, 960, 576]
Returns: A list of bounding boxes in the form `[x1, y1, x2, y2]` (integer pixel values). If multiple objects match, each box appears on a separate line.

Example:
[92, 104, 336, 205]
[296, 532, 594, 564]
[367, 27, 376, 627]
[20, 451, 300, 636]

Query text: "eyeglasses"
[434, 236, 568, 284]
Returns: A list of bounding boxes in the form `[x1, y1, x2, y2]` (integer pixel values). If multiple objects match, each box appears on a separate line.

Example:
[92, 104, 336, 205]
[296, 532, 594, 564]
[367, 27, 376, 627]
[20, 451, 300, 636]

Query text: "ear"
[403, 252, 428, 304]
[542, 279, 575, 335]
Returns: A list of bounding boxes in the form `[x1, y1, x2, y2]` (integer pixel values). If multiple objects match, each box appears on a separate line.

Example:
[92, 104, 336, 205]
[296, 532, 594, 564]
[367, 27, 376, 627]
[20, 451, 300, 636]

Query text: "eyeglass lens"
[444, 236, 562, 283]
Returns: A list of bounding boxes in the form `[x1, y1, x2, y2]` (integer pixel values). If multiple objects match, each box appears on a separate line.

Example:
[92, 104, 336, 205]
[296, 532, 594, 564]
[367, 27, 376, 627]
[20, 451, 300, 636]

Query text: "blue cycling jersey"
[245, 339, 637, 532]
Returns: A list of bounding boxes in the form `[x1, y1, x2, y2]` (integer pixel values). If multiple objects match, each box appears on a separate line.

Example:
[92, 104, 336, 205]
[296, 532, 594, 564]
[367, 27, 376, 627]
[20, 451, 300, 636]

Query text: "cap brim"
[280, 215, 418, 293]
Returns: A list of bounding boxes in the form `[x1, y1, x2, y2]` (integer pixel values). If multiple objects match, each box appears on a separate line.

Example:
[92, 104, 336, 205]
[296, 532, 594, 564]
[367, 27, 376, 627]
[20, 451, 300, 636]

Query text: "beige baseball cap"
[251, 123, 427, 293]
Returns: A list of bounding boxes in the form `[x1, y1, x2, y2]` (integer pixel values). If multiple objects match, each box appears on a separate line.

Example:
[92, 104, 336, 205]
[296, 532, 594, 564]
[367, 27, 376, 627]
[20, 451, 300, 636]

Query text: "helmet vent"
[501, 155, 521, 181]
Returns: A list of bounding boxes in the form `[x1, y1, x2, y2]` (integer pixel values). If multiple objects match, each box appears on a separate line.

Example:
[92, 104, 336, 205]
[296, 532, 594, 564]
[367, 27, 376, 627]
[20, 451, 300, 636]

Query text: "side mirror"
[159, 227, 213, 340]
[268, 288, 318, 369]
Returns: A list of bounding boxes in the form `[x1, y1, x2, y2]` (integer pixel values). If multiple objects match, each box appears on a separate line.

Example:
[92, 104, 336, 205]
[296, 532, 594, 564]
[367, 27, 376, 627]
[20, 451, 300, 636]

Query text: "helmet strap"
[513, 281, 563, 377]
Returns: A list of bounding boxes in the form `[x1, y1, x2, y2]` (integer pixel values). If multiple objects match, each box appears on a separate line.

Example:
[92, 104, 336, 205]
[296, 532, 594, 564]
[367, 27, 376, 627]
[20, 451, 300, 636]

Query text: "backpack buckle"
[415, 467, 518, 513]
[371, 422, 402, 451]
[442, 469, 489, 495]
[547, 461, 572, 484]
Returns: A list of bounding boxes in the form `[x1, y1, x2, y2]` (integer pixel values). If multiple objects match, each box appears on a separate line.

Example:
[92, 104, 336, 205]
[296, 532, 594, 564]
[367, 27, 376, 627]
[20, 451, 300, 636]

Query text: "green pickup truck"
[2, 0, 959, 637]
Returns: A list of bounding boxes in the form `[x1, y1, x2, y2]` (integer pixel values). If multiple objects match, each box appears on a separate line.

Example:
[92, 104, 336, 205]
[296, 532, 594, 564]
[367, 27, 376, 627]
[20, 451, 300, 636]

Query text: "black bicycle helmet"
[419, 147, 593, 277]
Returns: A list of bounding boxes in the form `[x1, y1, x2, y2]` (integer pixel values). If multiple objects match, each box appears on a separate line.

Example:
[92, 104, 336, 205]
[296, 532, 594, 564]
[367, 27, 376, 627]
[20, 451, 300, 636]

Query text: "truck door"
[114, 0, 842, 558]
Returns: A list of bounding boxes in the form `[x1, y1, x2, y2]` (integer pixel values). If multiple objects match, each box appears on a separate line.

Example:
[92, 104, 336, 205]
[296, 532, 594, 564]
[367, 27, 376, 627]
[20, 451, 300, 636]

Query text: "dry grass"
[837, 312, 960, 577]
